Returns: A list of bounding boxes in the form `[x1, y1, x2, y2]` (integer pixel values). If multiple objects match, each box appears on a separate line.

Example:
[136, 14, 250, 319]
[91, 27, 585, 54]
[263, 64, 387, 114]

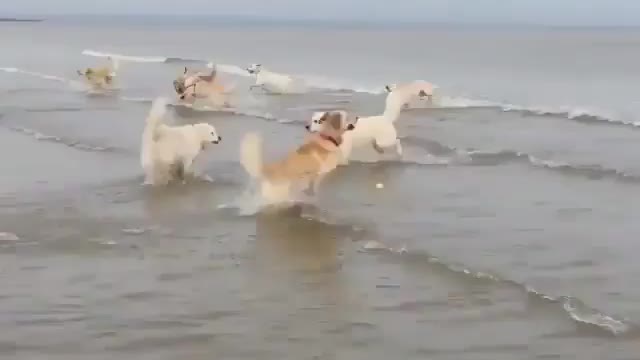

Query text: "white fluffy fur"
[385, 80, 437, 109]
[141, 98, 222, 185]
[307, 91, 415, 164]
[246, 64, 304, 94]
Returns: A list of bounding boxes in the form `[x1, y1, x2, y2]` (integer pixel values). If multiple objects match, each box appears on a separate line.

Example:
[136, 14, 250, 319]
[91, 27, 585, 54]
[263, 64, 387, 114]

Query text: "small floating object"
[376, 183, 384, 189]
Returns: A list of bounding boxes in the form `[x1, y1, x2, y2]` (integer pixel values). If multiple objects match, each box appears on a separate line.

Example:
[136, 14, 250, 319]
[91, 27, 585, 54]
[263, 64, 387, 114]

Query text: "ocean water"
[1, 17, 640, 360]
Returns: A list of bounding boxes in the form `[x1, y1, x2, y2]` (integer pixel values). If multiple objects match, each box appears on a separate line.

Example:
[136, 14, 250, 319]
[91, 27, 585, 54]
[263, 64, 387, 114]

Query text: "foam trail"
[0, 67, 71, 84]
[207, 62, 249, 77]
[7, 126, 110, 152]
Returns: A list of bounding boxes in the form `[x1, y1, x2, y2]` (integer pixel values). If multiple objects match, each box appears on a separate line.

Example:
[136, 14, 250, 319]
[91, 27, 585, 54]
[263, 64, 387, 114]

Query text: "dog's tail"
[144, 97, 167, 141]
[240, 132, 264, 178]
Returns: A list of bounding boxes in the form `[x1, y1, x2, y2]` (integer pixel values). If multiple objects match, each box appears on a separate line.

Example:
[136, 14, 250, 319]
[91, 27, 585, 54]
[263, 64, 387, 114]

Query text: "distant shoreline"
[0, 18, 44, 22]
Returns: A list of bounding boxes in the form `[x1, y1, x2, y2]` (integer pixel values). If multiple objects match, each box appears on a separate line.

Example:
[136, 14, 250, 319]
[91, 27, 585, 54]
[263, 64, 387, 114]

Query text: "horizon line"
[3, 13, 640, 29]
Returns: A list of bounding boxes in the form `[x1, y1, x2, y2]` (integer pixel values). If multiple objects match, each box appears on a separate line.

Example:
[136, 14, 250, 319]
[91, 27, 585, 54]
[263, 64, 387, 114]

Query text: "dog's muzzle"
[305, 124, 310, 130]
[347, 124, 355, 130]
[212, 136, 222, 144]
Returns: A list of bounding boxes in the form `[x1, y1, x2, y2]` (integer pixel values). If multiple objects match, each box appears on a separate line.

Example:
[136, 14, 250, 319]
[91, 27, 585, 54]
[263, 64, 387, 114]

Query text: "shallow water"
[1, 19, 640, 360]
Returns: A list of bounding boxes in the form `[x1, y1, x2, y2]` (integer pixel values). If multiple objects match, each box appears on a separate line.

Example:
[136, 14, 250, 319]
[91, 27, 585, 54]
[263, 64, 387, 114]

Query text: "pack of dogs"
[78, 58, 436, 205]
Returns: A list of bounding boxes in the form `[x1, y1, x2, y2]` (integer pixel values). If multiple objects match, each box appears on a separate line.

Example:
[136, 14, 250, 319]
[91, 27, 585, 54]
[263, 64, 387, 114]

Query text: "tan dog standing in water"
[173, 66, 229, 108]
[240, 111, 356, 204]
[77, 57, 119, 90]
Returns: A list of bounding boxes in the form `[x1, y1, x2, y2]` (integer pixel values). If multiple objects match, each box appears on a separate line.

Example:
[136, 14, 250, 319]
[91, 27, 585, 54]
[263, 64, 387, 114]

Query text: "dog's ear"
[183, 67, 188, 75]
[318, 111, 329, 123]
[328, 112, 343, 130]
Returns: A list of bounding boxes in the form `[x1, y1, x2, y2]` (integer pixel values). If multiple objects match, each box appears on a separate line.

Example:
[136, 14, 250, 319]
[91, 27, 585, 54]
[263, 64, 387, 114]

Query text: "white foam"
[0, 67, 70, 83]
[0, 232, 19, 242]
[436, 95, 498, 109]
[207, 62, 250, 77]
[562, 300, 631, 335]
[82, 49, 167, 63]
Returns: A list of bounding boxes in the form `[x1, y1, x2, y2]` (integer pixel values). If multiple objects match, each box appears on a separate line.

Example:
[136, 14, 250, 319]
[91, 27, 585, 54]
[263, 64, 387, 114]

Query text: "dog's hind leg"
[372, 140, 385, 154]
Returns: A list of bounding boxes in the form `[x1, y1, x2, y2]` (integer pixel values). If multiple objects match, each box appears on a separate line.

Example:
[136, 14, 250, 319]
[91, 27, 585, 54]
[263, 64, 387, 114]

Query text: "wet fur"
[241, 111, 354, 203]
[141, 98, 222, 186]
[174, 67, 228, 107]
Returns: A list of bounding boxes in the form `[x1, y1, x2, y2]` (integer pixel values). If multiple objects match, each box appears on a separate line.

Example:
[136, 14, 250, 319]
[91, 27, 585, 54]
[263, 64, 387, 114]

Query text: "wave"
[361, 242, 636, 336]
[467, 150, 640, 183]
[82, 49, 383, 94]
[10, 50, 637, 128]
[82, 49, 248, 75]
[82, 49, 170, 63]
[400, 136, 640, 183]
[119, 95, 291, 123]
[0, 67, 76, 85]
[5, 126, 114, 153]
[417, 95, 637, 128]
[500, 104, 638, 128]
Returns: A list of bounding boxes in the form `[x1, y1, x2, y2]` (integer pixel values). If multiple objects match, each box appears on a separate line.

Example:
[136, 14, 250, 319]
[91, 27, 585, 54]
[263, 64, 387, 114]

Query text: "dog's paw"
[201, 174, 214, 183]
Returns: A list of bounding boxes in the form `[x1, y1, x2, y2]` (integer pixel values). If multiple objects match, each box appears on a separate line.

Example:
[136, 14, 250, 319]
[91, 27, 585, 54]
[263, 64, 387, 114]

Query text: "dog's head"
[305, 111, 328, 132]
[384, 83, 398, 93]
[306, 111, 356, 145]
[246, 63, 262, 75]
[175, 73, 202, 101]
[194, 123, 222, 148]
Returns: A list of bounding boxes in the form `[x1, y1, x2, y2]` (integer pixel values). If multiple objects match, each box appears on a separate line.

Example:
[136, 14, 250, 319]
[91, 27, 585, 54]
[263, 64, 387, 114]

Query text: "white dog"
[141, 98, 222, 185]
[306, 89, 421, 164]
[384, 80, 436, 109]
[246, 63, 304, 94]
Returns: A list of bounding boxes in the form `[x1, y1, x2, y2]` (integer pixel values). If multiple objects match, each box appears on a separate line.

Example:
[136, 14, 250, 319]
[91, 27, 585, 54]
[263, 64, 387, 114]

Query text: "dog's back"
[263, 139, 334, 182]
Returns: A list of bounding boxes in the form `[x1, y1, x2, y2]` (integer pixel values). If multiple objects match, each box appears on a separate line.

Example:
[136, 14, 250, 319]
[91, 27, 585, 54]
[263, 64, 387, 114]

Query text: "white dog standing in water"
[384, 80, 437, 109]
[246, 63, 305, 94]
[141, 98, 222, 185]
[306, 87, 424, 164]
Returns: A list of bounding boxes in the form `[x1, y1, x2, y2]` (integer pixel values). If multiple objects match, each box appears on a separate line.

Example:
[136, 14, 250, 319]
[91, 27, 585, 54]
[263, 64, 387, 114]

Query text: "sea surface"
[1, 17, 640, 360]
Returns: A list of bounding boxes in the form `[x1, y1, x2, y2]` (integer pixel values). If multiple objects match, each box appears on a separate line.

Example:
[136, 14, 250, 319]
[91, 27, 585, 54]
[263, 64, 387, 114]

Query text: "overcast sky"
[3, 0, 640, 26]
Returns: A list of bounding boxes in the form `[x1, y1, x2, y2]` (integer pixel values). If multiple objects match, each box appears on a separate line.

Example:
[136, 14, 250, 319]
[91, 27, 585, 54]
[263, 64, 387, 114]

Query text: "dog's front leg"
[181, 158, 196, 183]
[372, 140, 385, 154]
[395, 139, 403, 157]
[303, 179, 316, 196]
[310, 173, 327, 196]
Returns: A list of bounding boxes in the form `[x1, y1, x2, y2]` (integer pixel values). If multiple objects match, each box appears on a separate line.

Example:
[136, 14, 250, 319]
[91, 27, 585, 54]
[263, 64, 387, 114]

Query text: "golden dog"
[240, 111, 356, 204]
[173, 66, 228, 108]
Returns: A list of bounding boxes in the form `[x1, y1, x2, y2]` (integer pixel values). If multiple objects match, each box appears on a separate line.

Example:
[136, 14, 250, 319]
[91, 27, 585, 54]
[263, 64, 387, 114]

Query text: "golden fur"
[174, 67, 228, 107]
[77, 58, 117, 90]
[241, 111, 355, 203]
